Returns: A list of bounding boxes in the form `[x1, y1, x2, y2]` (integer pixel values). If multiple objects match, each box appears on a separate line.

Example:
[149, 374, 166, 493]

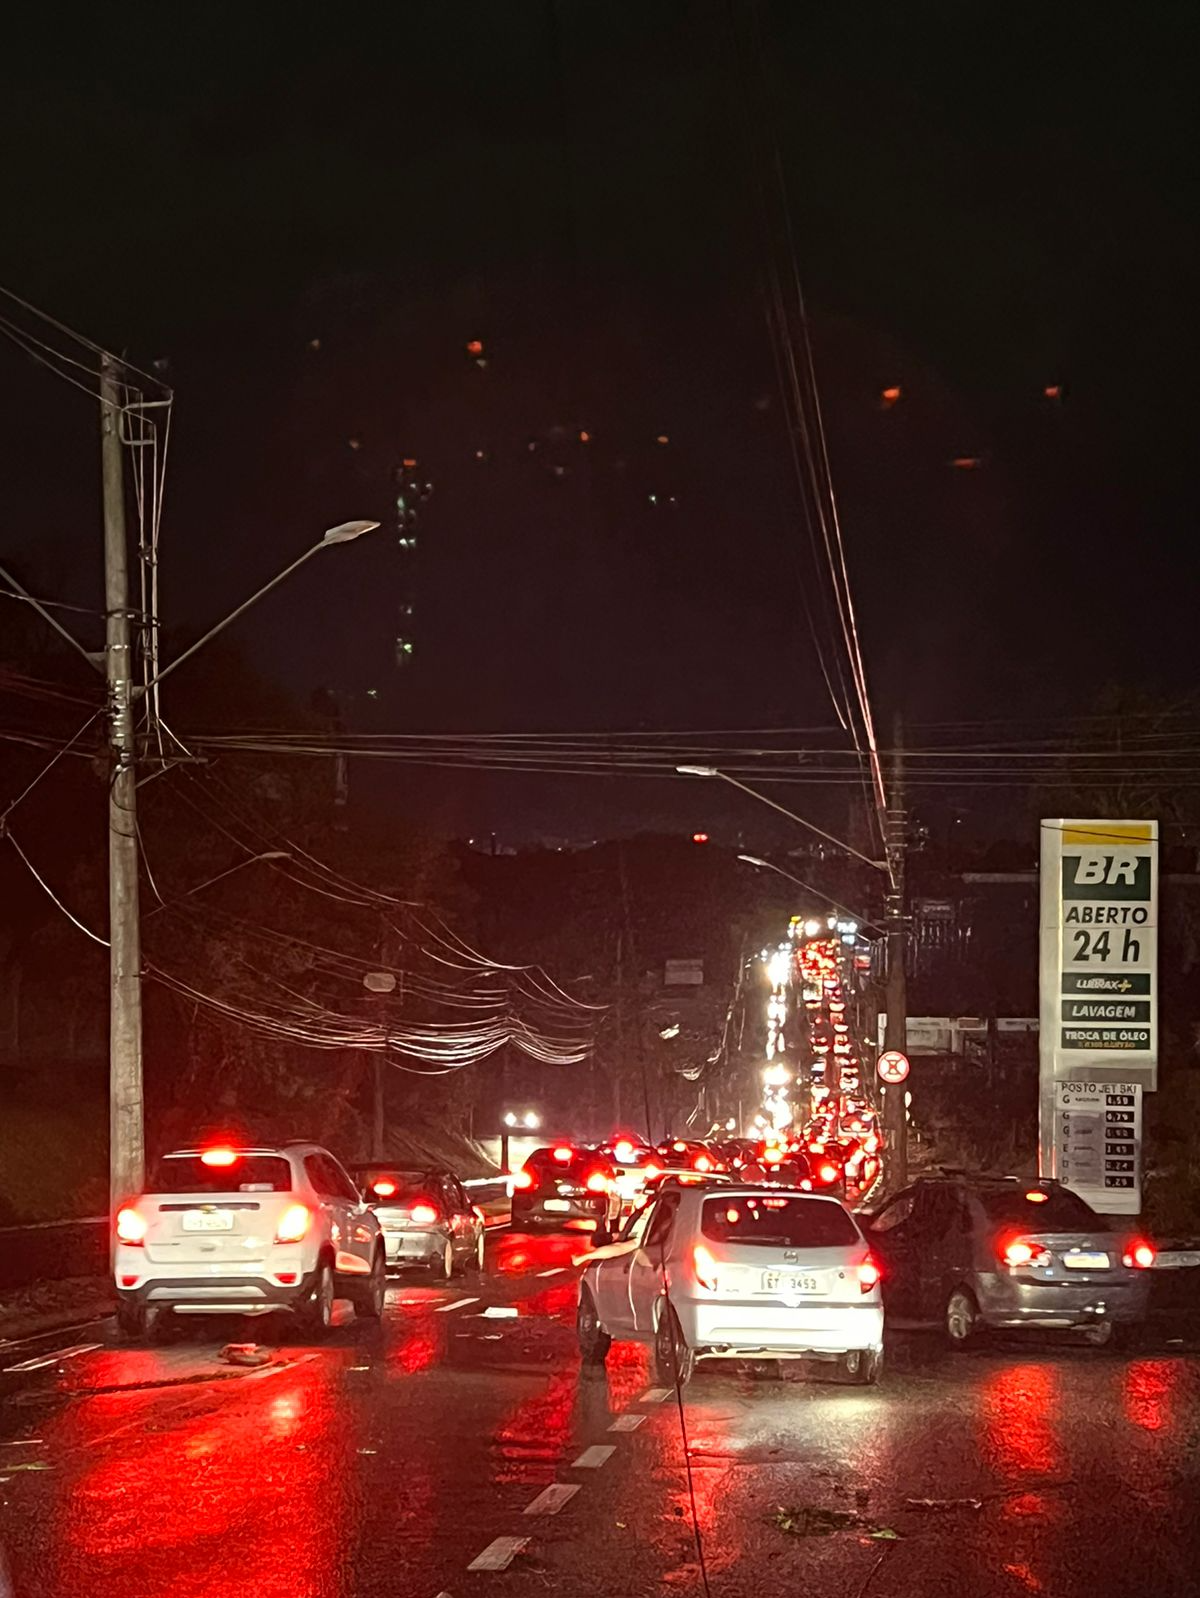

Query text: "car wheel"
[299, 1260, 335, 1337]
[1083, 1321, 1114, 1348]
[431, 1240, 454, 1281]
[577, 1285, 612, 1364]
[843, 1347, 884, 1386]
[654, 1304, 695, 1388]
[116, 1299, 148, 1341]
[945, 1286, 980, 1350]
[351, 1249, 386, 1320]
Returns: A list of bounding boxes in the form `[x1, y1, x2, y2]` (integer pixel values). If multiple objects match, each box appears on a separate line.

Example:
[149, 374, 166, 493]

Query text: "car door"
[864, 1188, 919, 1317]
[318, 1153, 374, 1275]
[629, 1191, 682, 1334]
[444, 1175, 476, 1261]
[592, 1203, 653, 1333]
[915, 1186, 973, 1321]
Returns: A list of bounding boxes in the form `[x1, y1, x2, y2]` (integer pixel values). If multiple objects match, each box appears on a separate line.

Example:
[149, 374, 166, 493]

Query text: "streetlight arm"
[678, 765, 885, 872]
[134, 520, 379, 699]
[736, 854, 884, 934]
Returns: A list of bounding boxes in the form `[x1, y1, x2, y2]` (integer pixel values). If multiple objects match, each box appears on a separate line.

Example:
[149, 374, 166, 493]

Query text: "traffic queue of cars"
[113, 1141, 489, 1339]
[501, 1128, 1162, 1387]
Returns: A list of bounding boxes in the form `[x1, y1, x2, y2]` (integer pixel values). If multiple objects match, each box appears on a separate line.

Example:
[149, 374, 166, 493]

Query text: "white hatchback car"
[577, 1182, 884, 1384]
[114, 1143, 385, 1338]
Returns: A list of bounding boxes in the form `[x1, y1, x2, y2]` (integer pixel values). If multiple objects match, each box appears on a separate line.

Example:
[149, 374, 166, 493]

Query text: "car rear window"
[351, 1170, 429, 1200]
[975, 1185, 1103, 1230]
[528, 1150, 611, 1178]
[701, 1194, 859, 1248]
[148, 1154, 293, 1194]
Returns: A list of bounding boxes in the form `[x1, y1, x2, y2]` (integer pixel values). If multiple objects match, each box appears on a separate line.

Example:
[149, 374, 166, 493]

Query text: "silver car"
[577, 1182, 884, 1385]
[865, 1176, 1154, 1346]
[351, 1166, 485, 1279]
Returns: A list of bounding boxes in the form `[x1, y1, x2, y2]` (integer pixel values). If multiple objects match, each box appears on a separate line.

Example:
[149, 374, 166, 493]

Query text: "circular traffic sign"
[877, 1049, 910, 1085]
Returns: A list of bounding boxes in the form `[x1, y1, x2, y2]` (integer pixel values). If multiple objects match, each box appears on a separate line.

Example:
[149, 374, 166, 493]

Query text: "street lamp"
[140, 520, 380, 698]
[677, 765, 885, 872]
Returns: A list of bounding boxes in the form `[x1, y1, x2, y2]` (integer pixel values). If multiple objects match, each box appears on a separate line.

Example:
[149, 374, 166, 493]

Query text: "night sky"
[2, 3, 1197, 842]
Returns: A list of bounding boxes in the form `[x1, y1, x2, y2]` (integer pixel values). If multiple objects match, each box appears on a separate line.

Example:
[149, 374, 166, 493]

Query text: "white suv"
[577, 1181, 884, 1385]
[114, 1143, 385, 1338]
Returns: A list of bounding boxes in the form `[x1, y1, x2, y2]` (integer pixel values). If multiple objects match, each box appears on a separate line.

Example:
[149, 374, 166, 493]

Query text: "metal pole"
[373, 1057, 385, 1160]
[102, 354, 144, 1204]
[883, 714, 908, 1188]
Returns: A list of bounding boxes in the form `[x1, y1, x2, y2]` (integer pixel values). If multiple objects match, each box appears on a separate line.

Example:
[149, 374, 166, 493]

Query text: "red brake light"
[585, 1171, 609, 1194]
[116, 1206, 147, 1245]
[614, 1140, 635, 1163]
[513, 1168, 536, 1190]
[372, 1179, 397, 1198]
[275, 1204, 310, 1244]
[693, 1243, 720, 1290]
[200, 1147, 238, 1168]
[857, 1256, 881, 1293]
[410, 1203, 439, 1226]
[643, 1163, 661, 1181]
[819, 1163, 838, 1184]
[1002, 1237, 1051, 1269]
[553, 1146, 573, 1163]
[694, 1155, 713, 1173]
[1123, 1240, 1156, 1270]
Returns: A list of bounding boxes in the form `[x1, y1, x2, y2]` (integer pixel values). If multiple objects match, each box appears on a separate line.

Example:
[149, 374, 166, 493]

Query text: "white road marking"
[608, 1413, 645, 1432]
[641, 1387, 672, 1402]
[3, 1342, 101, 1373]
[537, 1267, 569, 1277]
[467, 1536, 529, 1571]
[573, 1444, 615, 1468]
[435, 1297, 479, 1314]
[480, 1305, 518, 1318]
[0, 1439, 43, 1446]
[524, 1482, 580, 1516]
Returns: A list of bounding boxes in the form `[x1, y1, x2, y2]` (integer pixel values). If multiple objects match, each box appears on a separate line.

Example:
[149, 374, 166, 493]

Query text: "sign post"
[1039, 820, 1157, 1211]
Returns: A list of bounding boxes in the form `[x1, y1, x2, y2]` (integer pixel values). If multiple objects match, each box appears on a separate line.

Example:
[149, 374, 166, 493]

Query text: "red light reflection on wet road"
[40, 1355, 349, 1598]
[1122, 1359, 1179, 1434]
[494, 1368, 579, 1483]
[979, 1363, 1062, 1481]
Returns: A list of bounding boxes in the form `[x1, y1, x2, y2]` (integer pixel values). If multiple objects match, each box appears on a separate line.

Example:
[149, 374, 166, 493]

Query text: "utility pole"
[102, 354, 144, 1204]
[883, 713, 908, 1189]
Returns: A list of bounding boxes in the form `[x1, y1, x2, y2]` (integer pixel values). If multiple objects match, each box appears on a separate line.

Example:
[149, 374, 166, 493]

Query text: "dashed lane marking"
[467, 1537, 529, 1571]
[3, 1343, 102, 1373]
[573, 1445, 615, 1468]
[537, 1267, 569, 1277]
[524, 1483, 580, 1516]
[435, 1297, 480, 1314]
[608, 1413, 645, 1432]
[641, 1387, 671, 1402]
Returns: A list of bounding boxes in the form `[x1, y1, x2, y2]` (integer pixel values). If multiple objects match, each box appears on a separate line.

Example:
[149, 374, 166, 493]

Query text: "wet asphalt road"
[1, 1227, 1199, 1598]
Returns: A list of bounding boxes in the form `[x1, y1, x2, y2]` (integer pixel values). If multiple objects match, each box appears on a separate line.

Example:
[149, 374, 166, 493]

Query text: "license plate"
[181, 1210, 234, 1232]
[763, 1271, 822, 1294]
[543, 1199, 571, 1213]
[1063, 1251, 1110, 1270]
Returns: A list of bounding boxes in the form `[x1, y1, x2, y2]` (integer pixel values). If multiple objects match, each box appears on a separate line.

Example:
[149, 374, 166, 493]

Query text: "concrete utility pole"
[101, 354, 144, 1203]
[883, 714, 908, 1188]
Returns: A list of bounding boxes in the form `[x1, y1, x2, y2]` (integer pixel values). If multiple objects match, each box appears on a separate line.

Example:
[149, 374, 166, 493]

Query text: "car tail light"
[693, 1154, 713, 1173]
[857, 1256, 881, 1293]
[275, 1271, 298, 1285]
[372, 1179, 397, 1198]
[553, 1146, 573, 1163]
[818, 1163, 839, 1184]
[513, 1168, 536, 1190]
[801, 1178, 812, 1190]
[200, 1146, 239, 1168]
[643, 1163, 661, 1181]
[693, 1244, 720, 1291]
[614, 1140, 635, 1164]
[1001, 1237, 1051, 1269]
[585, 1171, 609, 1194]
[120, 1273, 139, 1287]
[1123, 1239, 1156, 1269]
[410, 1203, 439, 1226]
[274, 1204, 311, 1244]
[116, 1206, 147, 1245]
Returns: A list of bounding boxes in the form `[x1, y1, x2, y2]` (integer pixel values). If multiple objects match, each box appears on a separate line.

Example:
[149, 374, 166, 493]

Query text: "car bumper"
[380, 1226, 448, 1265]
[975, 1271, 1150, 1328]
[115, 1268, 316, 1314]
[676, 1294, 884, 1356]
[513, 1196, 611, 1227]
